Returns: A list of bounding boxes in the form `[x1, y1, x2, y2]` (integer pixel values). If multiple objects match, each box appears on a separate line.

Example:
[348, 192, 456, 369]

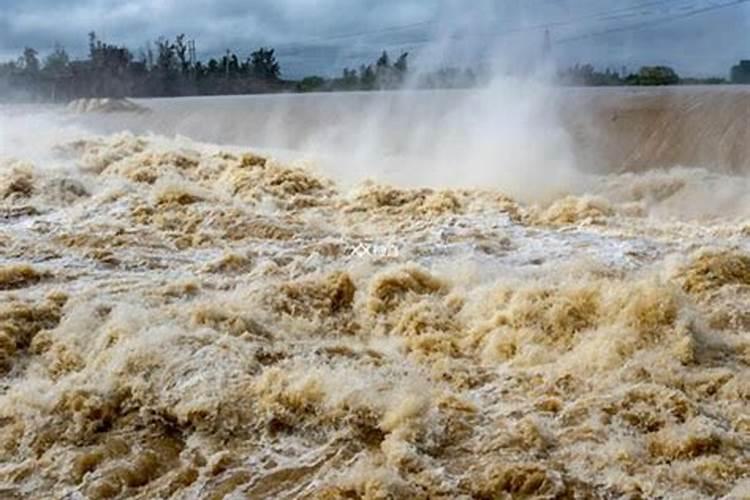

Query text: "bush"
[626, 66, 680, 86]
[296, 76, 326, 93]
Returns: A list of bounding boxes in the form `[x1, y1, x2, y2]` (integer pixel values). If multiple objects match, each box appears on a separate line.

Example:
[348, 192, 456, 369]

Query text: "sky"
[0, 0, 749, 78]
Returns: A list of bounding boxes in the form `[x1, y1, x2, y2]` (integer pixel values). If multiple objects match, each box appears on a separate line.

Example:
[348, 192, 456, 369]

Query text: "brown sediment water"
[559, 86, 750, 174]
[0, 88, 748, 499]
[58, 86, 750, 175]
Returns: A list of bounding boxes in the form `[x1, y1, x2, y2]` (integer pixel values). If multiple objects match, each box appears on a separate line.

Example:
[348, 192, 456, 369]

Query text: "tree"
[250, 48, 280, 80]
[21, 47, 40, 74]
[174, 34, 190, 75]
[194, 61, 205, 78]
[297, 76, 326, 92]
[156, 37, 177, 73]
[376, 51, 390, 69]
[88, 31, 97, 59]
[394, 52, 408, 73]
[0, 33, 282, 100]
[365, 50, 410, 89]
[153, 37, 179, 95]
[85, 33, 134, 97]
[219, 50, 240, 78]
[627, 66, 679, 86]
[207, 58, 219, 75]
[43, 44, 70, 76]
[359, 64, 375, 90]
[340, 67, 359, 89]
[41, 44, 71, 101]
[392, 52, 409, 87]
[0, 61, 18, 78]
[558, 63, 624, 86]
[88, 32, 132, 74]
[374, 51, 392, 88]
[146, 42, 155, 70]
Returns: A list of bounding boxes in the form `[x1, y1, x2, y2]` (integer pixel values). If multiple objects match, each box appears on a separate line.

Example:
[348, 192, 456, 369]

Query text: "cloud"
[0, 0, 748, 77]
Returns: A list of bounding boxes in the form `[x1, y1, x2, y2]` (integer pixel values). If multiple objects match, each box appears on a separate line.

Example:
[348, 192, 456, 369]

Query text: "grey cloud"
[0, 0, 748, 77]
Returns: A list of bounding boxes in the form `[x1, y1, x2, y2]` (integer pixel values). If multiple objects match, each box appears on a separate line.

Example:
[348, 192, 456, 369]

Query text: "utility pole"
[542, 28, 552, 61]
[188, 40, 196, 66]
[188, 40, 196, 78]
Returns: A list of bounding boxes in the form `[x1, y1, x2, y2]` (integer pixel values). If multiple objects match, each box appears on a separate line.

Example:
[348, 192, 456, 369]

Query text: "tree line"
[296, 51, 484, 92]
[558, 63, 734, 86]
[0, 33, 486, 101]
[1, 32, 743, 101]
[0, 33, 289, 101]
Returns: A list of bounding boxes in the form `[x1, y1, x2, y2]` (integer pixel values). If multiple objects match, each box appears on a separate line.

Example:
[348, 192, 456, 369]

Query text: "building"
[730, 60, 750, 83]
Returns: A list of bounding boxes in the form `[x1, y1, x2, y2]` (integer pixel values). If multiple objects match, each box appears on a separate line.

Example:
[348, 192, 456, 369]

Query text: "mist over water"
[1, 60, 750, 499]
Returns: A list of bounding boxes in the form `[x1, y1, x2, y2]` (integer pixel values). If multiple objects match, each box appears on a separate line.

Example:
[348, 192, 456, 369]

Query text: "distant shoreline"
[2, 33, 744, 103]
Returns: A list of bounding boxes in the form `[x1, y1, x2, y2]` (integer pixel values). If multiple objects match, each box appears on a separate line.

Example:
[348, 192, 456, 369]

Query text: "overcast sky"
[1, 0, 749, 78]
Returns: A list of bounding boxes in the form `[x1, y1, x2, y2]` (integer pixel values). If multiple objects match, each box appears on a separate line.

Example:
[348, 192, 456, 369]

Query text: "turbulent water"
[0, 93, 749, 499]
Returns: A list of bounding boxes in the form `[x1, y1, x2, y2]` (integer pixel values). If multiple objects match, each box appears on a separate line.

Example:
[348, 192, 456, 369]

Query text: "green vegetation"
[558, 64, 625, 86]
[559, 63, 728, 87]
[296, 76, 327, 93]
[626, 66, 680, 86]
[291, 50, 481, 92]
[0, 31, 742, 101]
[0, 33, 289, 101]
[0, 33, 485, 101]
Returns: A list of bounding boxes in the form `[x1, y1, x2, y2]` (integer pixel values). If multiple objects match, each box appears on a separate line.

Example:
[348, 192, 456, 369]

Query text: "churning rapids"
[0, 89, 749, 499]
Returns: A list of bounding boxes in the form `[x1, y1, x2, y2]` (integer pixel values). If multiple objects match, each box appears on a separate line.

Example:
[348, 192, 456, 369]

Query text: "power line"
[276, 0, 688, 57]
[273, 0, 745, 69]
[306, 1, 693, 55]
[421, 0, 699, 45]
[389, 0, 740, 55]
[274, 20, 434, 55]
[296, 20, 433, 43]
[557, 0, 750, 43]
[529, 0, 686, 30]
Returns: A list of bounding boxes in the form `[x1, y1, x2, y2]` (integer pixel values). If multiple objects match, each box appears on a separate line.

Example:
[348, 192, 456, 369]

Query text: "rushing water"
[0, 92, 748, 499]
